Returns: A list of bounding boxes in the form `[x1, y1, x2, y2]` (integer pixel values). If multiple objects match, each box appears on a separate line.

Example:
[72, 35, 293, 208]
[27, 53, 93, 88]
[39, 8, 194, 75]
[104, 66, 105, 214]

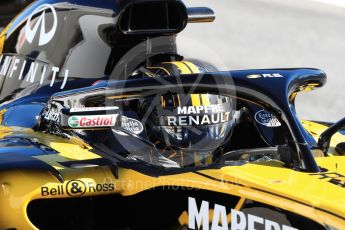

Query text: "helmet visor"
[158, 121, 235, 151]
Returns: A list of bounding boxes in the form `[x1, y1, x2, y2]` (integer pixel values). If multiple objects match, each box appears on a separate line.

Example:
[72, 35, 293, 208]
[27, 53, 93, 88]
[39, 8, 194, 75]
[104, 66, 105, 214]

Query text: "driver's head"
[138, 61, 238, 167]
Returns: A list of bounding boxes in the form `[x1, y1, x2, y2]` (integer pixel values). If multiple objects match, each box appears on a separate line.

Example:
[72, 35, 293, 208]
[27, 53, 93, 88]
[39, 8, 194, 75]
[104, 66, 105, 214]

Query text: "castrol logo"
[68, 115, 118, 128]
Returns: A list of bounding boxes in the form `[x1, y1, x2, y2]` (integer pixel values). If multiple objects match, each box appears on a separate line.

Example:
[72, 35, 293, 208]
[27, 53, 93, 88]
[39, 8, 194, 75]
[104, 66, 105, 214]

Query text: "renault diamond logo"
[25, 4, 58, 46]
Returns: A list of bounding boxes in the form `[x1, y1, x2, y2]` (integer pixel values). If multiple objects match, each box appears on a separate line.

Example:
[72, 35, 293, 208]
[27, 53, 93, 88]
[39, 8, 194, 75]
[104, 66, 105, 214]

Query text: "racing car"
[0, 0, 344, 229]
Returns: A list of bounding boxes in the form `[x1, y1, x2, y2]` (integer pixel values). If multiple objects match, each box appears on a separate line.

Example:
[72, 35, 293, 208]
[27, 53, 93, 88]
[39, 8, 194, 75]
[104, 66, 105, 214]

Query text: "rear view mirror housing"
[187, 7, 215, 23]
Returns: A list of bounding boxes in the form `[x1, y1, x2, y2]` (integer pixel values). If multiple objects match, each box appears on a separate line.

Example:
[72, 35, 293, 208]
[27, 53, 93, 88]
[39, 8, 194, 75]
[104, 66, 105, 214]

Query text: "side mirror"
[318, 117, 345, 155]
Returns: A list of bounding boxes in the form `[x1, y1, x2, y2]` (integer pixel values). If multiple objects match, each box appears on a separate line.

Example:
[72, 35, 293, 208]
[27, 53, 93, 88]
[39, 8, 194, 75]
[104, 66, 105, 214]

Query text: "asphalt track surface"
[181, 0, 345, 122]
[1, 0, 344, 122]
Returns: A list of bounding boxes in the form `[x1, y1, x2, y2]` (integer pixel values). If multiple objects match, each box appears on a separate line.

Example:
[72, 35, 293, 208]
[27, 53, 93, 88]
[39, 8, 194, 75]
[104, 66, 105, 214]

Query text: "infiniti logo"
[25, 4, 58, 46]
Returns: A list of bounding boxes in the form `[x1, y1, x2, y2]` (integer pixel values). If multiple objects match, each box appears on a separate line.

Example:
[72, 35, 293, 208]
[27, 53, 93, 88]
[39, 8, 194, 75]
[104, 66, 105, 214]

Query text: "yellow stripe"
[107, 94, 139, 100]
[147, 66, 171, 76]
[0, 22, 13, 54]
[0, 109, 7, 125]
[228, 197, 246, 222]
[0, 36, 5, 54]
[234, 197, 246, 210]
[163, 61, 191, 74]
[177, 94, 181, 106]
[144, 71, 154, 78]
[191, 94, 201, 106]
[172, 94, 176, 107]
[161, 96, 166, 108]
[201, 94, 211, 106]
[166, 61, 202, 105]
[182, 61, 201, 74]
[0, 22, 12, 38]
[157, 61, 205, 106]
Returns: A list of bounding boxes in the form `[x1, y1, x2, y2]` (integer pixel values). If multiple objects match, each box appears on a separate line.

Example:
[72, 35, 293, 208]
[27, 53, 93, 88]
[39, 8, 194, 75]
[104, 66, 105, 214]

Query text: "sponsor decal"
[246, 74, 262, 79]
[0, 54, 69, 89]
[188, 197, 298, 230]
[66, 180, 86, 197]
[255, 110, 281, 127]
[177, 104, 226, 115]
[310, 172, 345, 188]
[44, 108, 59, 122]
[70, 106, 119, 113]
[121, 116, 144, 135]
[67, 114, 118, 128]
[68, 116, 79, 128]
[162, 104, 232, 126]
[247, 73, 283, 79]
[165, 113, 231, 126]
[41, 180, 115, 197]
[25, 4, 58, 46]
[0, 4, 68, 88]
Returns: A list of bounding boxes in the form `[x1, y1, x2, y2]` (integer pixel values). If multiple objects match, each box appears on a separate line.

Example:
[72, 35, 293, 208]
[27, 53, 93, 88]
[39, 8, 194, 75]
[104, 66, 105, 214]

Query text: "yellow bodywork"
[0, 120, 344, 229]
[302, 120, 345, 156]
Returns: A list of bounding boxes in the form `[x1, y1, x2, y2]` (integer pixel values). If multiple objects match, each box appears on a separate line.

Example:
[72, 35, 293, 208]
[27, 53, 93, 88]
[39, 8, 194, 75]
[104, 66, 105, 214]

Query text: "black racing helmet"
[138, 61, 239, 167]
